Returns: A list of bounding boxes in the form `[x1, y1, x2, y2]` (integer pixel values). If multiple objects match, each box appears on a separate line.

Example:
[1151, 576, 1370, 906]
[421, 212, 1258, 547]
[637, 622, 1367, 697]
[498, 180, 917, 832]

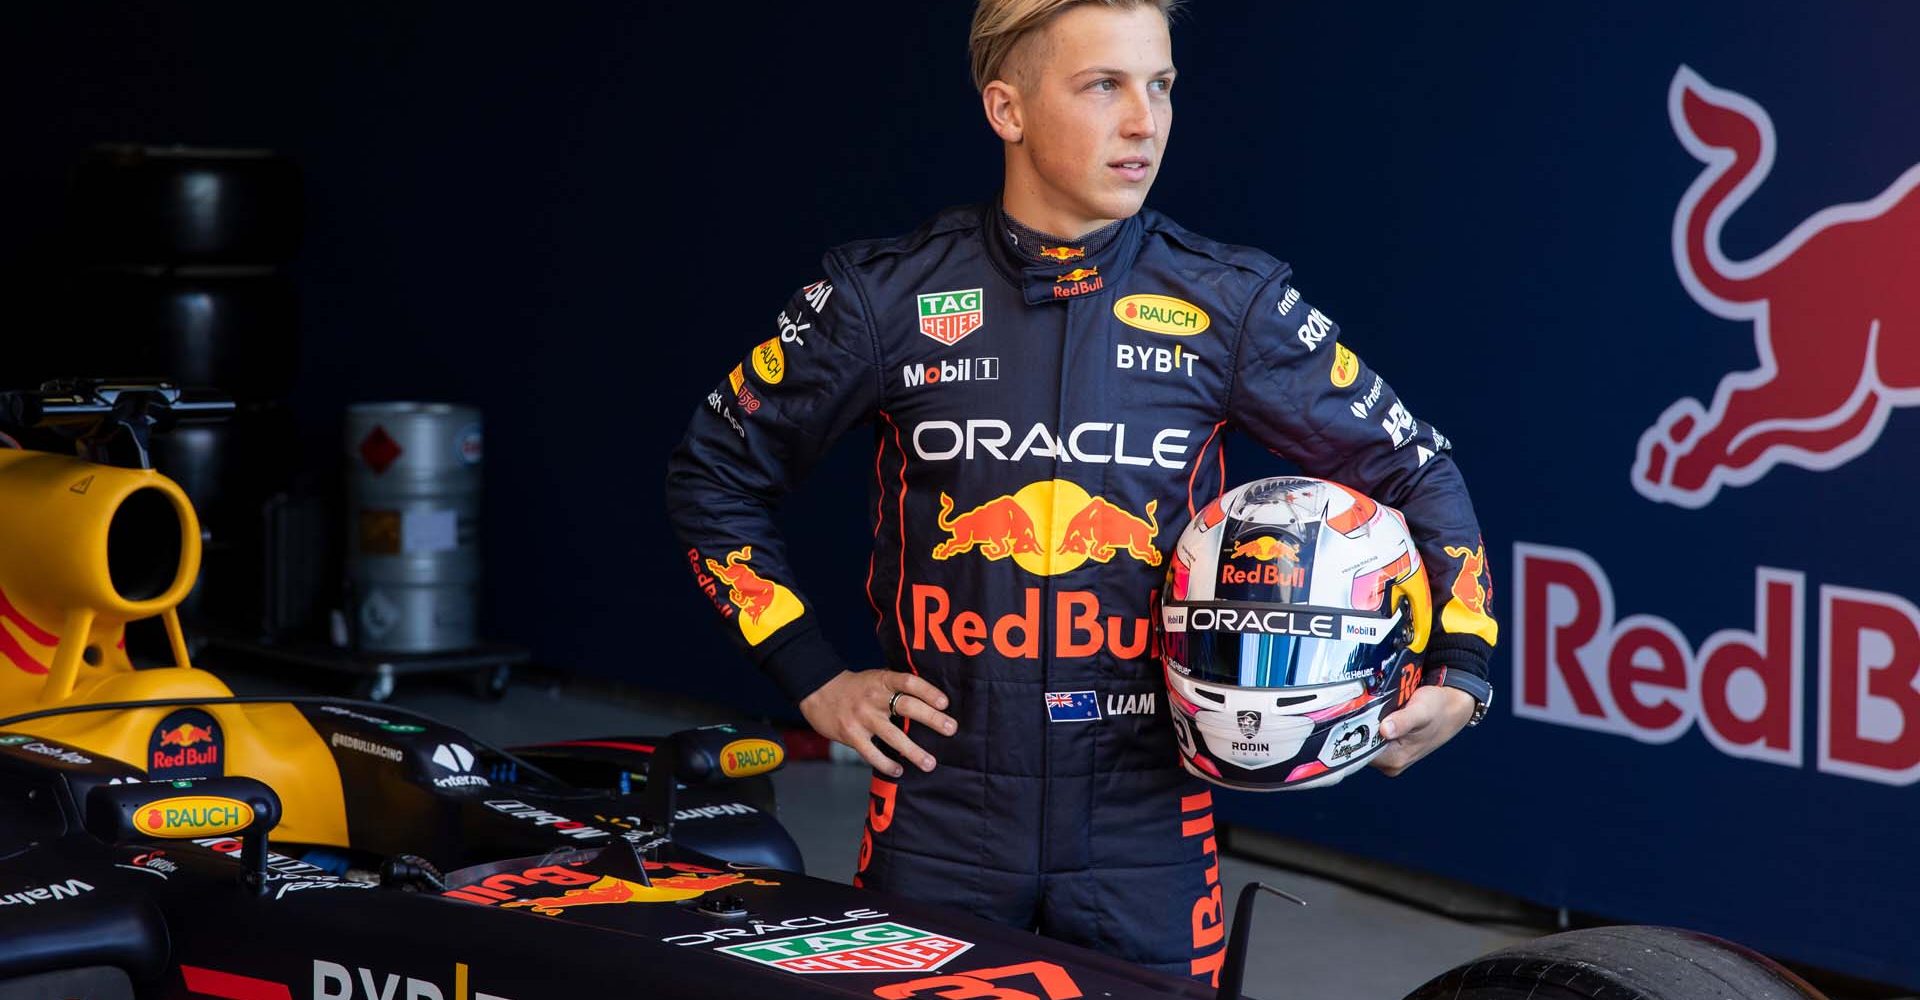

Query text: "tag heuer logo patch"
[1237, 710, 1262, 739]
[716, 922, 973, 975]
[917, 288, 984, 346]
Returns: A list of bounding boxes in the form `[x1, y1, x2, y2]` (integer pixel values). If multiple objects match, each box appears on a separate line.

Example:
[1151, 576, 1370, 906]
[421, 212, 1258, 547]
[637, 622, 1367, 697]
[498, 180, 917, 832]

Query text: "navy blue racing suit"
[665, 203, 1497, 982]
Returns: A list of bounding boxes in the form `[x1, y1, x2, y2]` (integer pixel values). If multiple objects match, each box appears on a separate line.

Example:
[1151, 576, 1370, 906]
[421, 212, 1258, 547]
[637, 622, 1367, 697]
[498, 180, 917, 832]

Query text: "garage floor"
[221, 663, 1537, 999]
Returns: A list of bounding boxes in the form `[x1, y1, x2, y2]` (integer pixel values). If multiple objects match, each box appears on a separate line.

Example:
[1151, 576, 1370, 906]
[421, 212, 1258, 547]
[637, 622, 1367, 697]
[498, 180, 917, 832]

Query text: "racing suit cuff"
[1420, 633, 1491, 684]
[758, 623, 851, 705]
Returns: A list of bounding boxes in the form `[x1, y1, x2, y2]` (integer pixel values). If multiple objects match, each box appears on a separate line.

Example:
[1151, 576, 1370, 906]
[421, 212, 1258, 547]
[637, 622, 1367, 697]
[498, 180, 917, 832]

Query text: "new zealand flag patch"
[1044, 691, 1101, 723]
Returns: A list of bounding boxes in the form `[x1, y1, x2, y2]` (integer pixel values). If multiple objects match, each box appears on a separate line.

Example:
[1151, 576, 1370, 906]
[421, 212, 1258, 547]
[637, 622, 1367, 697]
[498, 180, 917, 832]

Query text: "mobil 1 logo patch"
[903, 356, 999, 389]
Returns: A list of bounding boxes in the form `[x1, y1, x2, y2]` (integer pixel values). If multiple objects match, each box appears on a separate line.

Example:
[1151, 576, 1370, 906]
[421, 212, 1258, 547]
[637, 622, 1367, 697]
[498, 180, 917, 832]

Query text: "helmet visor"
[1162, 603, 1402, 690]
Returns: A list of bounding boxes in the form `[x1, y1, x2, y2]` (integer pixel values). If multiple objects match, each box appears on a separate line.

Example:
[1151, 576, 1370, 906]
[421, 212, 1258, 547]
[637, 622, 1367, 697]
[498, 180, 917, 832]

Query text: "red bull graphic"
[931, 492, 1042, 561]
[1038, 245, 1085, 262]
[158, 725, 214, 747]
[703, 546, 804, 646]
[930, 481, 1163, 576]
[911, 585, 1154, 660]
[1229, 535, 1299, 563]
[1051, 267, 1104, 299]
[1220, 533, 1305, 589]
[1182, 790, 1227, 985]
[148, 708, 223, 779]
[1058, 497, 1161, 567]
[1511, 542, 1920, 787]
[0, 585, 56, 675]
[1440, 541, 1498, 644]
[1635, 66, 1920, 507]
[442, 861, 777, 914]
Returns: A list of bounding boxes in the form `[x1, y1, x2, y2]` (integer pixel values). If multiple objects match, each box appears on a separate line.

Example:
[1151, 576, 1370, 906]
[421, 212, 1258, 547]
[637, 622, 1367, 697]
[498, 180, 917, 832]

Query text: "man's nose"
[1120, 86, 1158, 139]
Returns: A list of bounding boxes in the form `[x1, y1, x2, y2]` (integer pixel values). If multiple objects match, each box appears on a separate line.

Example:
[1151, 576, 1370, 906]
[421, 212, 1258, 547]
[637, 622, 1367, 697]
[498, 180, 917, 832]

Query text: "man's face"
[1010, 4, 1175, 223]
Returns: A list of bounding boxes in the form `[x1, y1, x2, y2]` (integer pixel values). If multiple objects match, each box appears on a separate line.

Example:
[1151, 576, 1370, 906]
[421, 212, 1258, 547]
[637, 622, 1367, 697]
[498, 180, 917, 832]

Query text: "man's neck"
[999, 196, 1114, 243]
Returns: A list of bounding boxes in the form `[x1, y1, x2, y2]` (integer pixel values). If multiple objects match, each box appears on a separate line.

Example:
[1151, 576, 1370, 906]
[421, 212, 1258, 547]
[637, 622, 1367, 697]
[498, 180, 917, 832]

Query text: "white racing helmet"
[1160, 476, 1431, 791]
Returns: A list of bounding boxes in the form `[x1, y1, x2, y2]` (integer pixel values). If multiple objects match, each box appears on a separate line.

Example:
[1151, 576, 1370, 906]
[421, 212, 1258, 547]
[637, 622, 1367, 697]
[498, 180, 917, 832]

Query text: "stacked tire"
[63, 145, 316, 647]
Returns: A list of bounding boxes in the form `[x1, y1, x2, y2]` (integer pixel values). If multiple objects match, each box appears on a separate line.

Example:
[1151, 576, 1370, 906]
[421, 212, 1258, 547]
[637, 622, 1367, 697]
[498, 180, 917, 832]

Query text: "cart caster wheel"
[355, 671, 396, 703]
[474, 663, 511, 700]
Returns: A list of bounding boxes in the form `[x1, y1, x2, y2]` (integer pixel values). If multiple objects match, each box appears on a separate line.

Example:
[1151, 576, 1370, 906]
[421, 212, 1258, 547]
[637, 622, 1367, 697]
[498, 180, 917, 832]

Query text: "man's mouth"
[1110, 158, 1152, 182]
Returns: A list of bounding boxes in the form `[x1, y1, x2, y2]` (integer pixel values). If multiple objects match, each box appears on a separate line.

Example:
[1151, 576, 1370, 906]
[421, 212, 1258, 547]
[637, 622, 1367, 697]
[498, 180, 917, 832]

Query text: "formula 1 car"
[0, 383, 1828, 1000]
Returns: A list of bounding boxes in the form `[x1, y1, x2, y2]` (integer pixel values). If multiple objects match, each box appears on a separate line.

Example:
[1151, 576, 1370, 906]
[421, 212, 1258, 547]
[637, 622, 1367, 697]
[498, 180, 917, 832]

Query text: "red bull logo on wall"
[1634, 66, 1920, 508]
[1512, 543, 1920, 786]
[1514, 67, 1920, 788]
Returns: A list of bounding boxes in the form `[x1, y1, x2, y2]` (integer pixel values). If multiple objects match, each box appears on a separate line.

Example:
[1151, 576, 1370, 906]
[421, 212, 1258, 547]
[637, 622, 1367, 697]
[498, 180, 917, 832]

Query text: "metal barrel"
[345, 403, 484, 653]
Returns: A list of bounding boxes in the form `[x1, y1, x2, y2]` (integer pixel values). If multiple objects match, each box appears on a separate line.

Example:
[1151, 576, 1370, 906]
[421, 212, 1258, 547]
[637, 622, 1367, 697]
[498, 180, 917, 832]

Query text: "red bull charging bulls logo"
[930, 480, 1161, 575]
[443, 862, 778, 915]
[702, 546, 803, 647]
[1634, 66, 1920, 507]
[916, 480, 1162, 660]
[148, 708, 223, 780]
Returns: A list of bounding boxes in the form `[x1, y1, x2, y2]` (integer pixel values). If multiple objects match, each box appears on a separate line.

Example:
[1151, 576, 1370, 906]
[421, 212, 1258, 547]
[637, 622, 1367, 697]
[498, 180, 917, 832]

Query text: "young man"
[666, 0, 1498, 983]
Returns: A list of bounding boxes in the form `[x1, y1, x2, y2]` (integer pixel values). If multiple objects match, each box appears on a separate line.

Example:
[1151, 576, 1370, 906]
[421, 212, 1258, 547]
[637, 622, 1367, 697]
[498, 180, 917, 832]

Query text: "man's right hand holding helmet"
[799, 669, 958, 778]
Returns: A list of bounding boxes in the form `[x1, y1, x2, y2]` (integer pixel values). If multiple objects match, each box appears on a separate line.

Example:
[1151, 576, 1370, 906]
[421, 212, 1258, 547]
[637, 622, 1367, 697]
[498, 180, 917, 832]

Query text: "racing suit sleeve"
[664, 263, 881, 704]
[1227, 277, 1497, 681]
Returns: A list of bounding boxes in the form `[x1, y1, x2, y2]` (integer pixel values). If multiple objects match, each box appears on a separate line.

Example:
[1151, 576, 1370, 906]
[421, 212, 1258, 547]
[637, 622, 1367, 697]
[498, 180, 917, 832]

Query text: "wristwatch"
[1427, 668, 1493, 727]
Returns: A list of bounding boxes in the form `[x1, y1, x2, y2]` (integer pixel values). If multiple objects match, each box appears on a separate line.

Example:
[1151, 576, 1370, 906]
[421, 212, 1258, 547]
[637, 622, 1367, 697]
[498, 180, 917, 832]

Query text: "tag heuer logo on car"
[716, 922, 972, 975]
[917, 288, 985, 346]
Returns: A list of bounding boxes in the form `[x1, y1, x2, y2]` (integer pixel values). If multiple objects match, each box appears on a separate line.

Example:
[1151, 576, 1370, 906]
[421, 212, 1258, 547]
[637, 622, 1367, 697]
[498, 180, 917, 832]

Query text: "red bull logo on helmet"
[1634, 66, 1920, 508]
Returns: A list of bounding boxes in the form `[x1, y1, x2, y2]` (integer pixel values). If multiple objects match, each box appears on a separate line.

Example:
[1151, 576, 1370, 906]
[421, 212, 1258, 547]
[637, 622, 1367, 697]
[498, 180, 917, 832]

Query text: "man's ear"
[982, 80, 1024, 144]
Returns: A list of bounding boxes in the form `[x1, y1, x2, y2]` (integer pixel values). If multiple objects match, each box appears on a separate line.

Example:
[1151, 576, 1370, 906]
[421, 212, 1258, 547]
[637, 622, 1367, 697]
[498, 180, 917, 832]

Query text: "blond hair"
[969, 0, 1182, 92]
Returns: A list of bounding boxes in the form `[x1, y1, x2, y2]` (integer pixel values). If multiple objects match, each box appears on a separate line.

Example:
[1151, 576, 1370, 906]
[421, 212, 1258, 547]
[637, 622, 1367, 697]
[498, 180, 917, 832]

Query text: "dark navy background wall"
[5, 2, 1917, 985]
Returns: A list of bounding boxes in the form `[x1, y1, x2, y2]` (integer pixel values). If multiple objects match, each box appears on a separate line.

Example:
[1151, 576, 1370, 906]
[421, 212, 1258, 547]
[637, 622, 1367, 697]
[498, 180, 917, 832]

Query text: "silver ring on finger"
[886, 691, 904, 719]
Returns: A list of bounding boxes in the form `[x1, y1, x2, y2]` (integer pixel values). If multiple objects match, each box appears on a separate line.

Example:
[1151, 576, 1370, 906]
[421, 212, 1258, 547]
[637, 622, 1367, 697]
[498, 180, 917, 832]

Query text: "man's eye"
[1152, 79, 1173, 94]
[1090, 79, 1117, 92]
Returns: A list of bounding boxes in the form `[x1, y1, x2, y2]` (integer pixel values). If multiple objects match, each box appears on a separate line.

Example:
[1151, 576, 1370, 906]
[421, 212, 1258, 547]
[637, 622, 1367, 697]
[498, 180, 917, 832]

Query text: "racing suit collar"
[983, 201, 1144, 306]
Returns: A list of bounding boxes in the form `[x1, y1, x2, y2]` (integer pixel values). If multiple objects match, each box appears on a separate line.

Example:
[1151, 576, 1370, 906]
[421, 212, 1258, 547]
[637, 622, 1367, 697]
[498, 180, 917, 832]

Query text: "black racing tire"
[1402, 926, 1828, 1000]
[0, 966, 135, 1000]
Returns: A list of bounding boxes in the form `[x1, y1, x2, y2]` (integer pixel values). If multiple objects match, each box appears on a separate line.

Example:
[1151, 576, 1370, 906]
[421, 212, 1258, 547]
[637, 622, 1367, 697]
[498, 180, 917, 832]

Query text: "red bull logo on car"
[442, 861, 777, 914]
[703, 546, 804, 646]
[148, 708, 224, 779]
[1634, 66, 1920, 508]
